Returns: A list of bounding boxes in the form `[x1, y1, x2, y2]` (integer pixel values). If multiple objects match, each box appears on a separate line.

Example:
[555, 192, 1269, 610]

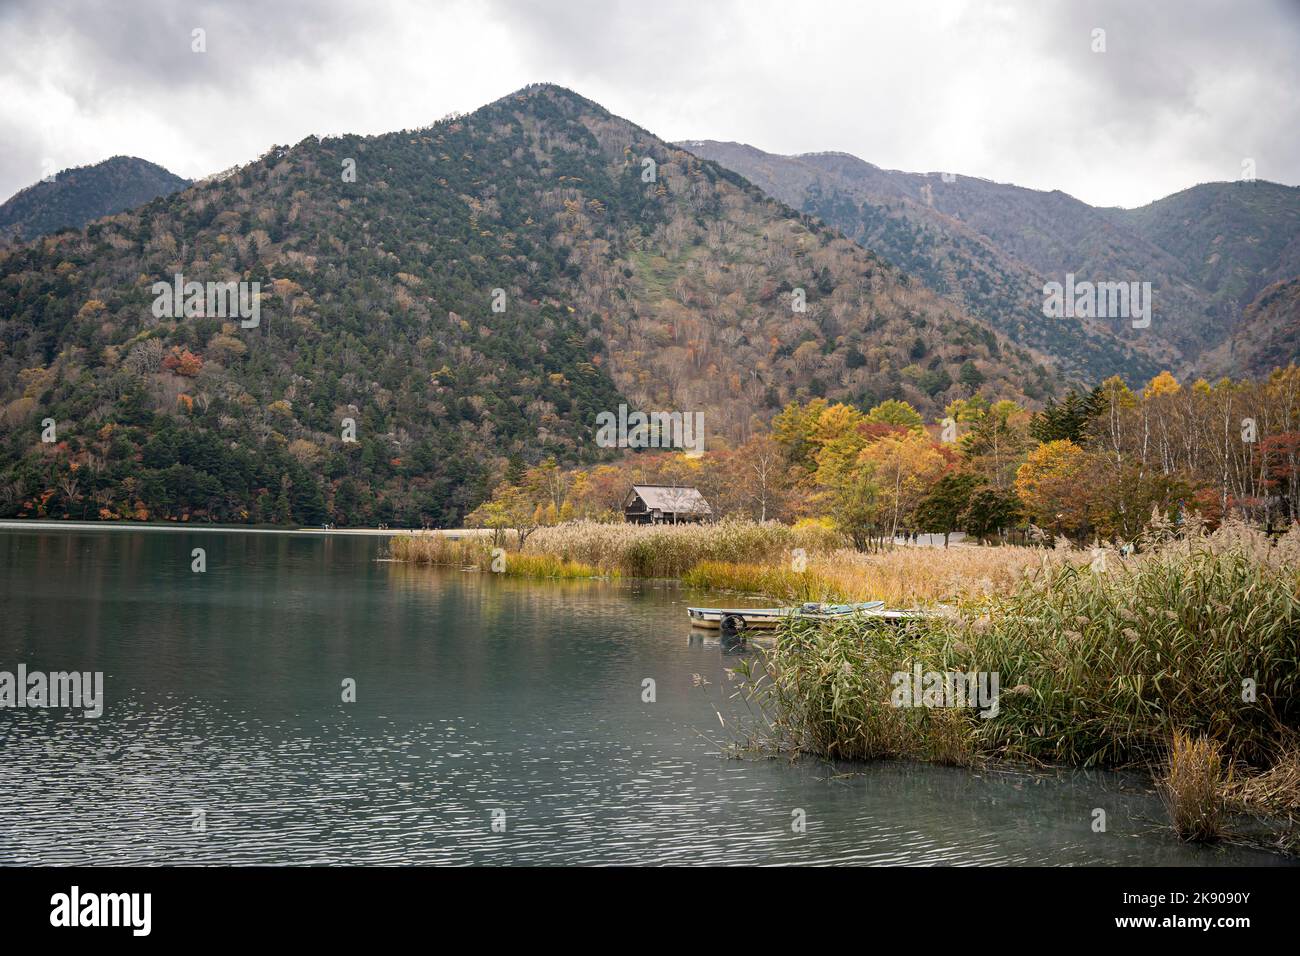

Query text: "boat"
[686, 601, 894, 630]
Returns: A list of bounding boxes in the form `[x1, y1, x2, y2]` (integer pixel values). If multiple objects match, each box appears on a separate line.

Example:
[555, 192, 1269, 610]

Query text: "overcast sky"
[1, 0, 1297, 208]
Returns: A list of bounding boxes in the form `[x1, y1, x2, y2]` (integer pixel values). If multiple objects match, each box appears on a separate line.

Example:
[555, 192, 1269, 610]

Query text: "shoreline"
[0, 520, 488, 538]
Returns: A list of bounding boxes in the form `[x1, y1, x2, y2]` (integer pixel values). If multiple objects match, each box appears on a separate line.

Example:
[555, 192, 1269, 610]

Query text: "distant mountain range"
[0, 85, 1055, 525]
[0, 156, 189, 244]
[681, 141, 1300, 380]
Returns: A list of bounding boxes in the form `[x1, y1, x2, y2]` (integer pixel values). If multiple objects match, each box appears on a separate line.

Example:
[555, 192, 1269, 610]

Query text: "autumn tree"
[1014, 439, 1090, 538]
[466, 482, 541, 547]
[820, 466, 883, 552]
[732, 433, 788, 521]
[955, 398, 1030, 491]
[964, 486, 1022, 543]
[771, 399, 829, 473]
[864, 399, 924, 431]
[858, 430, 948, 541]
[913, 472, 978, 547]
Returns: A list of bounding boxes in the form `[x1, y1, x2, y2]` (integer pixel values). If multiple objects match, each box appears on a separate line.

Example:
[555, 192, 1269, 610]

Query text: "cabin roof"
[626, 484, 712, 514]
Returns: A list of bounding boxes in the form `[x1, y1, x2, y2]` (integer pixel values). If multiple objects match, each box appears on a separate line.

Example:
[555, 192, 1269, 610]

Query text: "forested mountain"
[0, 156, 189, 244]
[1202, 277, 1300, 378]
[682, 141, 1300, 380]
[1104, 180, 1300, 339]
[0, 84, 1055, 527]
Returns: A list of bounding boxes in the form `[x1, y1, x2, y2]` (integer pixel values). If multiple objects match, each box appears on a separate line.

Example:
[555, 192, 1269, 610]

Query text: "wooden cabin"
[622, 485, 713, 524]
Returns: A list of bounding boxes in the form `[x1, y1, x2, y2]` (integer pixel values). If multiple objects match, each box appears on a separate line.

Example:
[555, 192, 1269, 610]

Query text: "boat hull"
[686, 602, 892, 629]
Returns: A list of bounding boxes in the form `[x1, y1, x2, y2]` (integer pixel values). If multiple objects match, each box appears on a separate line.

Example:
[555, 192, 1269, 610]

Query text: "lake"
[0, 527, 1290, 866]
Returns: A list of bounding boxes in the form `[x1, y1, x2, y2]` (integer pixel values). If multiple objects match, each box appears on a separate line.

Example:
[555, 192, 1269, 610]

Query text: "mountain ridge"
[0, 156, 190, 244]
[681, 139, 1175, 382]
[0, 84, 1056, 526]
[682, 139, 1300, 381]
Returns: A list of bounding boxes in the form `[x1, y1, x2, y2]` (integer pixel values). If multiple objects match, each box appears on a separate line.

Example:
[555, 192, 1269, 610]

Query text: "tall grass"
[738, 615, 978, 765]
[740, 521, 1300, 830]
[391, 533, 487, 567]
[396, 520, 802, 578]
[530, 518, 1078, 604]
[684, 546, 1073, 605]
[525, 518, 800, 578]
[390, 533, 606, 579]
[1163, 732, 1225, 842]
[964, 542, 1300, 766]
[682, 561, 847, 603]
[395, 519, 1078, 604]
[1227, 743, 1300, 818]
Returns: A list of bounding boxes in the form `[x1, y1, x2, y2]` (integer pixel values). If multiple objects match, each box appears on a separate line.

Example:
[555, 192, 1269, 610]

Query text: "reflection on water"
[0, 529, 1290, 866]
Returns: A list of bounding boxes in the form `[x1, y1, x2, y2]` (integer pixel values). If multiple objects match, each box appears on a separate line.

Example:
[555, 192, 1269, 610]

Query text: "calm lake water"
[0, 527, 1290, 866]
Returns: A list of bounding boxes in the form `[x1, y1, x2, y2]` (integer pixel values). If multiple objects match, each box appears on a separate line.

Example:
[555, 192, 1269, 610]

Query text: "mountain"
[0, 156, 190, 244]
[1103, 180, 1300, 335]
[1201, 277, 1300, 378]
[0, 85, 1055, 527]
[682, 141, 1300, 381]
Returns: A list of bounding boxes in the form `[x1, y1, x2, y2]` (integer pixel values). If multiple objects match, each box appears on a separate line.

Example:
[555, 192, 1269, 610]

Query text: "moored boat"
[687, 601, 891, 629]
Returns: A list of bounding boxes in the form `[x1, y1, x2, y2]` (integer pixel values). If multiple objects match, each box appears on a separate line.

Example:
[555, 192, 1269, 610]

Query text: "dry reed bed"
[393, 519, 1078, 602]
[392, 516, 1120, 606]
[390, 534, 606, 578]
[1164, 732, 1226, 842]
[524, 519, 805, 578]
[684, 545, 1077, 605]
[529, 519, 1079, 603]
[394, 519, 803, 578]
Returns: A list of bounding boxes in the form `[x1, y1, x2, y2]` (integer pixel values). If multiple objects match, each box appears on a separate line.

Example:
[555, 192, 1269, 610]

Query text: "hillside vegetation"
[0, 156, 189, 244]
[685, 141, 1300, 381]
[0, 85, 1054, 526]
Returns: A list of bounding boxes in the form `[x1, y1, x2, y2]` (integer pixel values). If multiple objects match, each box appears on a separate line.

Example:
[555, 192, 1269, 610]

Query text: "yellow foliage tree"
[858, 430, 947, 539]
[1014, 439, 1090, 535]
[1143, 370, 1181, 398]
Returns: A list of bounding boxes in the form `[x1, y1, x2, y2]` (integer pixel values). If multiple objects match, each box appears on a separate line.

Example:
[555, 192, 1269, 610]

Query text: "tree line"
[468, 365, 1300, 548]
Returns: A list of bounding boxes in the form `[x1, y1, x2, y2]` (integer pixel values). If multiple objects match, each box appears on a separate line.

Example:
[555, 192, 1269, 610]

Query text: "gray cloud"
[0, 0, 1295, 207]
